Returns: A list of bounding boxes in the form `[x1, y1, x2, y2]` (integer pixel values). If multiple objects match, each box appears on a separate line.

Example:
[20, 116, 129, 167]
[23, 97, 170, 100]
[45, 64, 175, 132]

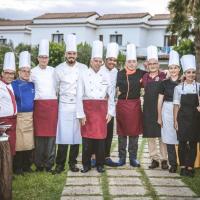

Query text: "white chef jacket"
[55, 61, 88, 103]
[173, 81, 200, 105]
[0, 80, 17, 117]
[76, 66, 115, 119]
[31, 65, 57, 100]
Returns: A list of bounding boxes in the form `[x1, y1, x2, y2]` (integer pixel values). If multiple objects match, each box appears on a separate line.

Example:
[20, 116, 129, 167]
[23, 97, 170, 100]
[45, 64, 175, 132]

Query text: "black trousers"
[166, 144, 177, 167]
[178, 141, 197, 168]
[105, 117, 114, 158]
[34, 136, 56, 169]
[118, 135, 139, 160]
[82, 137, 105, 167]
[13, 150, 33, 171]
[55, 144, 79, 168]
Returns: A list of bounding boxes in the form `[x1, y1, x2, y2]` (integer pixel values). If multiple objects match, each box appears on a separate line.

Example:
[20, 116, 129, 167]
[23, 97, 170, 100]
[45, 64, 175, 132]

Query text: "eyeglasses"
[20, 70, 30, 74]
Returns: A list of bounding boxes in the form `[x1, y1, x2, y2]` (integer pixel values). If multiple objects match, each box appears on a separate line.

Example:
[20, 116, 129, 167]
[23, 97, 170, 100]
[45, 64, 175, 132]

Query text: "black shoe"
[69, 164, 79, 172]
[149, 160, 159, 169]
[35, 167, 44, 172]
[81, 166, 91, 173]
[52, 165, 64, 174]
[130, 159, 141, 167]
[45, 167, 53, 173]
[104, 158, 118, 167]
[169, 165, 177, 173]
[180, 168, 187, 176]
[161, 160, 169, 170]
[96, 166, 105, 173]
[186, 168, 195, 178]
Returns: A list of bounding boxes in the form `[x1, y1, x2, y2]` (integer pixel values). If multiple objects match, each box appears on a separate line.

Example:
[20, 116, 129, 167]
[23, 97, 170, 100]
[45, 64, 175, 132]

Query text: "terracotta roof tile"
[97, 12, 150, 20]
[34, 12, 98, 19]
[0, 20, 32, 26]
[150, 14, 171, 20]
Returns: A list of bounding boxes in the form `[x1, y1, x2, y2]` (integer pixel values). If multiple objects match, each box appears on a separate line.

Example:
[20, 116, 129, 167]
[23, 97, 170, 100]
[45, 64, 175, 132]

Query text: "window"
[164, 35, 177, 47]
[110, 34, 122, 45]
[0, 38, 7, 44]
[99, 35, 103, 42]
[52, 34, 64, 43]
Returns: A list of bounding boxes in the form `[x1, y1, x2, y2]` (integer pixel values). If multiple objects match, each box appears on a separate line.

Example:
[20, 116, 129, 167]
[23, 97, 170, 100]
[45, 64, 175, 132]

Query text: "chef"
[31, 39, 58, 172]
[101, 42, 119, 167]
[157, 50, 180, 173]
[143, 45, 168, 170]
[76, 40, 115, 173]
[0, 52, 16, 200]
[173, 54, 200, 177]
[0, 52, 17, 156]
[12, 51, 35, 175]
[53, 34, 88, 174]
[116, 43, 146, 167]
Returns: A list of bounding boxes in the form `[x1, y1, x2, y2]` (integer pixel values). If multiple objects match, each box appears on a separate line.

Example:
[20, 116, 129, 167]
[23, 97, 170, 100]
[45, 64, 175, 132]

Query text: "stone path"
[61, 136, 200, 200]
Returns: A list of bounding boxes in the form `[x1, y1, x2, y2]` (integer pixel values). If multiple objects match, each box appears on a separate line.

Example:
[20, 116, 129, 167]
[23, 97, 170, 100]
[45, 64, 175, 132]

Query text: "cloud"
[0, 0, 170, 19]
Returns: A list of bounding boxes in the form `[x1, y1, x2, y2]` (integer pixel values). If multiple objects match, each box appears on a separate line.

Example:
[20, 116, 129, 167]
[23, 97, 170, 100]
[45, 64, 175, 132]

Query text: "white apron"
[161, 101, 178, 144]
[56, 102, 81, 144]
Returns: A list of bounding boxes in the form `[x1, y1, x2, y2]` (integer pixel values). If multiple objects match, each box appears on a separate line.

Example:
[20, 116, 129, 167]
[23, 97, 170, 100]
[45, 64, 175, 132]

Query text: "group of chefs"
[0, 34, 200, 184]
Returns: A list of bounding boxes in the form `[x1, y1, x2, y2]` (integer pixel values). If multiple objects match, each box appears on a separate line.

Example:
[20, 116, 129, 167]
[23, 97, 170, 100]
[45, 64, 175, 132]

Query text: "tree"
[77, 42, 92, 66]
[167, 0, 200, 80]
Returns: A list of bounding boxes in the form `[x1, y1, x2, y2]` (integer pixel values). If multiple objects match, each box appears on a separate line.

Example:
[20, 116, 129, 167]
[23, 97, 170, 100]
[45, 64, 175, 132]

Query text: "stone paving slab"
[107, 169, 141, 177]
[108, 177, 143, 185]
[154, 186, 197, 197]
[109, 186, 147, 196]
[145, 169, 180, 178]
[67, 170, 101, 177]
[66, 177, 100, 185]
[149, 177, 186, 186]
[114, 197, 152, 200]
[159, 197, 200, 200]
[61, 196, 103, 200]
[62, 185, 102, 196]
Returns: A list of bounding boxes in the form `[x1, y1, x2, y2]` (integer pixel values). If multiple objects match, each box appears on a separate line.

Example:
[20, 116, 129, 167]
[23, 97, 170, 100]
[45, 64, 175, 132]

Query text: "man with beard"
[101, 42, 119, 167]
[53, 34, 88, 174]
[31, 39, 58, 172]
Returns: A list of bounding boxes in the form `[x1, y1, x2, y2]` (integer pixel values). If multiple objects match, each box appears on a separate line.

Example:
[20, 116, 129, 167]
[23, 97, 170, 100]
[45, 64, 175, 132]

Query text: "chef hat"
[181, 54, 196, 72]
[91, 40, 103, 59]
[38, 39, 49, 57]
[169, 50, 180, 67]
[3, 52, 16, 71]
[106, 42, 119, 59]
[19, 51, 31, 69]
[126, 43, 137, 61]
[66, 34, 77, 52]
[147, 45, 158, 61]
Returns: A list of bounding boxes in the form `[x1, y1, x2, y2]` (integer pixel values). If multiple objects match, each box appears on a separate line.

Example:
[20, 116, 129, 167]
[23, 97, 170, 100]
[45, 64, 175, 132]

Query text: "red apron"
[116, 99, 143, 136]
[33, 99, 58, 137]
[81, 100, 108, 139]
[0, 116, 17, 155]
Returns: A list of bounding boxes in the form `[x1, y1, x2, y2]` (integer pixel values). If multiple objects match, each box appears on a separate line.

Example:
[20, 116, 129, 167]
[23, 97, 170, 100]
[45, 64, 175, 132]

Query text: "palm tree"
[167, 0, 200, 80]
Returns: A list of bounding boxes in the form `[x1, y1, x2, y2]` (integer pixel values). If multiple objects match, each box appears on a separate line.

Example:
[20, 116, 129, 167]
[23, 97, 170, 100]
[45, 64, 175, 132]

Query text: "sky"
[0, 0, 170, 20]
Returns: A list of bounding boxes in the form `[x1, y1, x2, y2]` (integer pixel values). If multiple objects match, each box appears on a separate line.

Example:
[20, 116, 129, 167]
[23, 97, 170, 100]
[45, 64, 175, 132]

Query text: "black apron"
[143, 80, 161, 138]
[177, 83, 199, 142]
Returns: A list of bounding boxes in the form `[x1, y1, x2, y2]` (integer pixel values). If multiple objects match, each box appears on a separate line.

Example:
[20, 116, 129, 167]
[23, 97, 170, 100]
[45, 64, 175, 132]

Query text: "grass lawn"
[13, 168, 67, 200]
[181, 168, 200, 196]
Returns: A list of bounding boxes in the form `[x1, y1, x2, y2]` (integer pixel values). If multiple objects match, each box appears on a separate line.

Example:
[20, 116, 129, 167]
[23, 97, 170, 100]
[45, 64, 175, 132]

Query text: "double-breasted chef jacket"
[31, 66, 58, 137]
[76, 66, 115, 139]
[0, 80, 17, 155]
[55, 61, 88, 144]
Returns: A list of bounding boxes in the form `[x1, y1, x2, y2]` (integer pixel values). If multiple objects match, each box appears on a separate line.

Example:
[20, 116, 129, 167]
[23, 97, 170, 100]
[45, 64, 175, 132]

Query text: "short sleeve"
[173, 85, 181, 105]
